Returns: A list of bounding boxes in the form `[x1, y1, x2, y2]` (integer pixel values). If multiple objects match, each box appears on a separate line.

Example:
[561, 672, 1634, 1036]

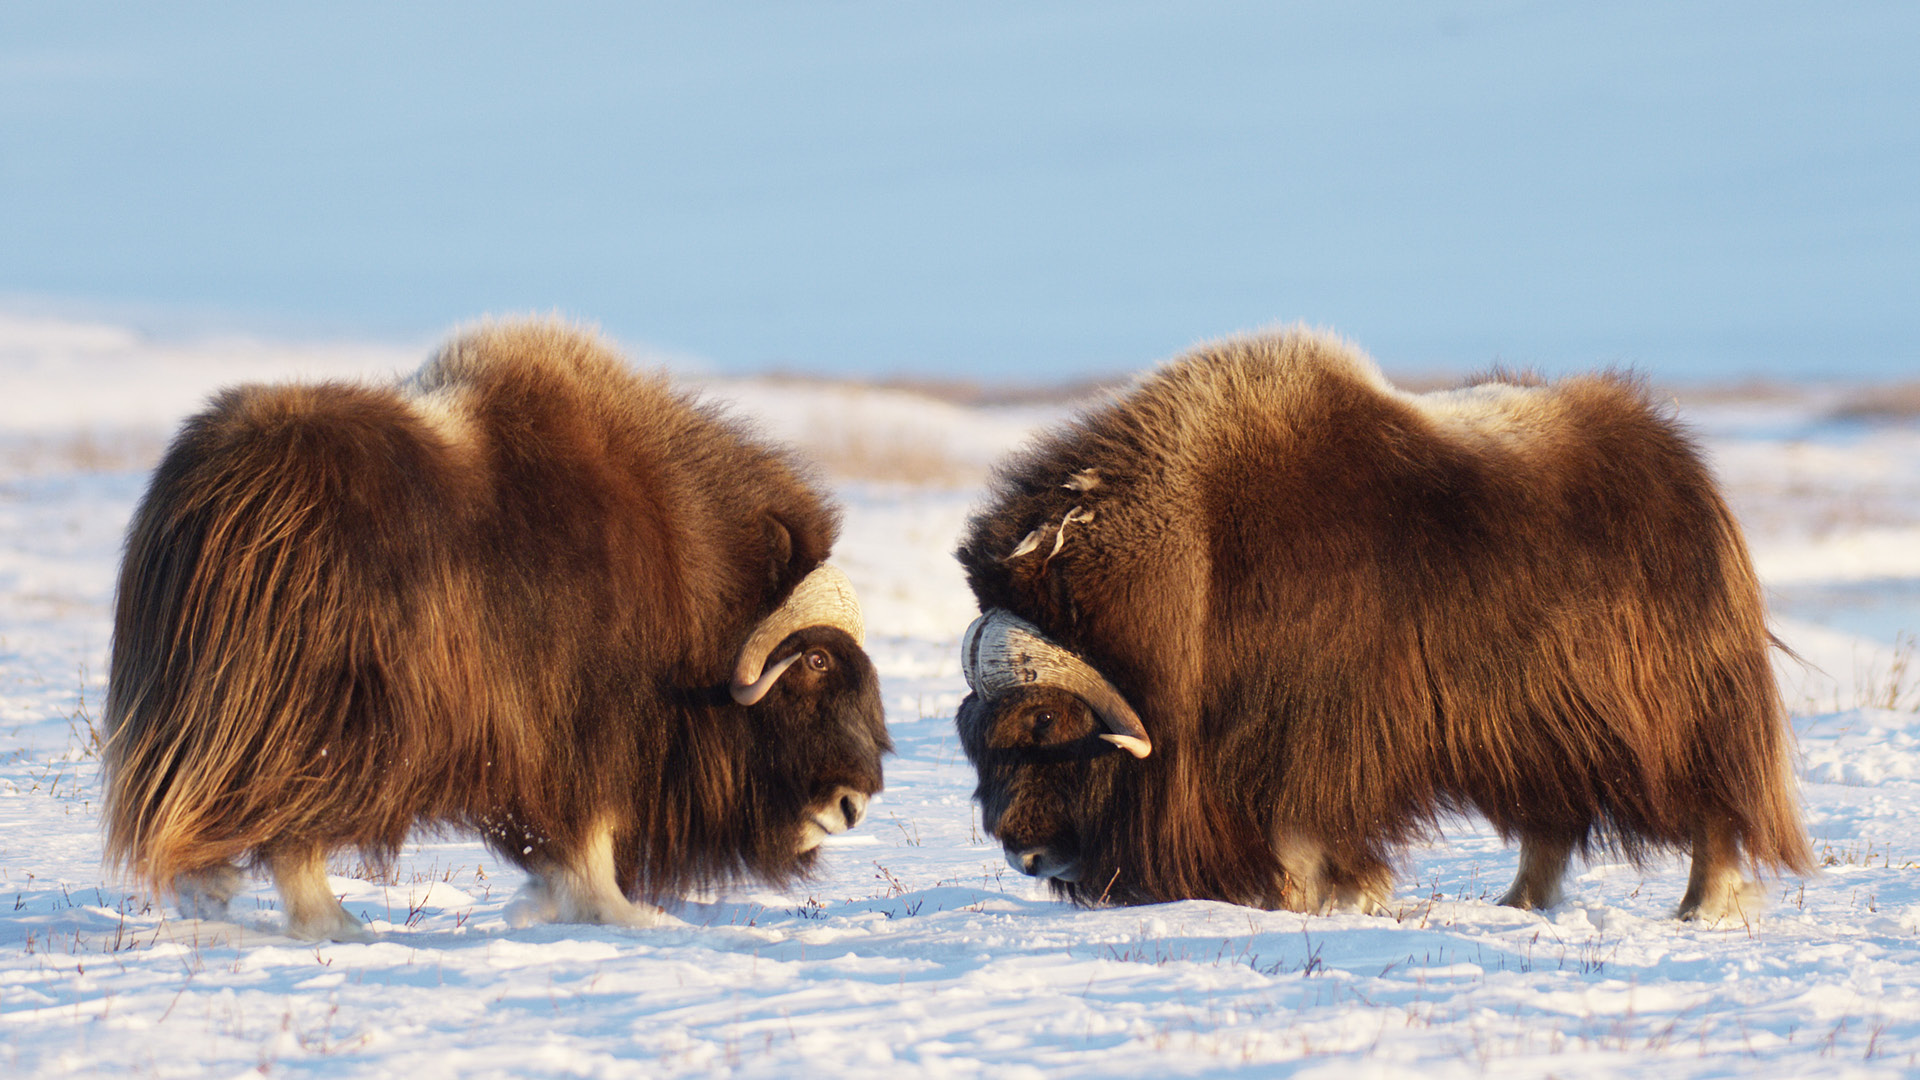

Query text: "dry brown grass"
[870, 366, 1482, 403]
[1656, 376, 1920, 424]
[790, 428, 990, 487]
[1858, 633, 1920, 713]
[753, 370, 1116, 408]
[0, 430, 165, 479]
[1829, 382, 1920, 424]
[1657, 377, 1813, 406]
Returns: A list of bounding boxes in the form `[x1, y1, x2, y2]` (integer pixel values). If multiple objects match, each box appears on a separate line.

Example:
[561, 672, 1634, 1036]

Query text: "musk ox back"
[104, 320, 890, 940]
[955, 328, 1811, 922]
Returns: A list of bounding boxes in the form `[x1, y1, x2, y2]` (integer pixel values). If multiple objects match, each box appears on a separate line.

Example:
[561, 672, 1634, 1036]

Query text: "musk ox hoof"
[284, 902, 372, 943]
[1497, 837, 1574, 913]
[1273, 840, 1390, 916]
[267, 849, 370, 942]
[1496, 879, 1566, 912]
[1314, 882, 1390, 917]
[174, 863, 245, 921]
[503, 896, 670, 931]
[503, 890, 551, 929]
[505, 875, 671, 930]
[1286, 888, 1390, 917]
[1676, 872, 1766, 926]
[503, 892, 670, 930]
[1349, 891, 1391, 917]
[1497, 889, 1560, 913]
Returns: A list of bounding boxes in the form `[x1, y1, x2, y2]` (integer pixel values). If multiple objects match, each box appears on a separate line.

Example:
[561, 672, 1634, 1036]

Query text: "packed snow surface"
[5, 318, 1920, 1077]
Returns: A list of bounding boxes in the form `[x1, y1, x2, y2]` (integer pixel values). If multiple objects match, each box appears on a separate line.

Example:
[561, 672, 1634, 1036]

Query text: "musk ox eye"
[1032, 710, 1056, 736]
[805, 649, 831, 672]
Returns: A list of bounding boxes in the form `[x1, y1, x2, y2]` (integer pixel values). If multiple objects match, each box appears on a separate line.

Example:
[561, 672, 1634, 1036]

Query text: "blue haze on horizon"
[2, 2, 1915, 382]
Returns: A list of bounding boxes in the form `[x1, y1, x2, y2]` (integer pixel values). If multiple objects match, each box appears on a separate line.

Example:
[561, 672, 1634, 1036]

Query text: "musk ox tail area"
[103, 382, 485, 893]
[1689, 595, 1817, 881]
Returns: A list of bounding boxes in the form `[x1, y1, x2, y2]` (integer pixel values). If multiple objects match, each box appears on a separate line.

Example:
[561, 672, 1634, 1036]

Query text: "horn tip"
[1099, 733, 1152, 758]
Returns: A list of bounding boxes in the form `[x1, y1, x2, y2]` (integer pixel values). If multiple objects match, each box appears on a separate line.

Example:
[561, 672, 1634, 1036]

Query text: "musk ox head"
[955, 610, 1147, 886]
[727, 564, 890, 871]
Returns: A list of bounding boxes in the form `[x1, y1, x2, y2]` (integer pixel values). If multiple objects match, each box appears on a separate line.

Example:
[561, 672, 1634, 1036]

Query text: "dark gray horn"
[732, 564, 865, 706]
[961, 609, 1151, 758]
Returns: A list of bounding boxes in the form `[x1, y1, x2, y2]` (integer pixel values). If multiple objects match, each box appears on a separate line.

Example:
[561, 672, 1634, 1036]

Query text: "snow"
[5, 319, 1920, 1076]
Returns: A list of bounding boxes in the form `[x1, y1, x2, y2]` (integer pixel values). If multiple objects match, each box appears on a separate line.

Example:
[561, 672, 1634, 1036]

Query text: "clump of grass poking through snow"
[1859, 632, 1920, 712]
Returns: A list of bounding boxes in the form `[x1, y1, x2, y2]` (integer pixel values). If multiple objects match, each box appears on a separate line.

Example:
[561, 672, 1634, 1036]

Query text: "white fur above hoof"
[284, 903, 373, 943]
[506, 876, 668, 930]
[174, 864, 245, 921]
[1497, 882, 1565, 912]
[1676, 876, 1767, 926]
[503, 887, 549, 930]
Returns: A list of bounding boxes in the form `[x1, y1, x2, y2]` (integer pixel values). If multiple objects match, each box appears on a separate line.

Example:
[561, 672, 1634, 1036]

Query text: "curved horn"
[731, 564, 865, 705]
[961, 609, 1151, 758]
[730, 651, 805, 707]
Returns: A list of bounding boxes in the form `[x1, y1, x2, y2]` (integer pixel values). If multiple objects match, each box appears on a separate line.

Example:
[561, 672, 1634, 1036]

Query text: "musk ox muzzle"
[1009, 846, 1084, 882]
[798, 789, 871, 854]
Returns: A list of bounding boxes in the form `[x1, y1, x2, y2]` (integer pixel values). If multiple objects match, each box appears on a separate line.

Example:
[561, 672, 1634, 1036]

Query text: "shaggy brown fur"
[104, 320, 889, 937]
[955, 328, 1812, 920]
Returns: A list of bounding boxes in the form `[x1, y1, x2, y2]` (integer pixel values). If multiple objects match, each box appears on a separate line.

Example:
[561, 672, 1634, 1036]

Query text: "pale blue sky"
[3, 2, 1915, 380]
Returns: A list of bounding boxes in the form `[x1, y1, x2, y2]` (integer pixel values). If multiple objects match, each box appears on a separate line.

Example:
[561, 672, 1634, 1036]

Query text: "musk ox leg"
[1273, 831, 1330, 913]
[1274, 831, 1392, 915]
[505, 823, 668, 930]
[268, 847, 370, 942]
[1498, 835, 1575, 911]
[1330, 867, 1393, 916]
[1677, 815, 1764, 924]
[174, 862, 245, 921]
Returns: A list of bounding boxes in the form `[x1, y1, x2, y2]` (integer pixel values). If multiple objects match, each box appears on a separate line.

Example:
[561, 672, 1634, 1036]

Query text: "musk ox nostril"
[1010, 848, 1043, 876]
[839, 792, 864, 829]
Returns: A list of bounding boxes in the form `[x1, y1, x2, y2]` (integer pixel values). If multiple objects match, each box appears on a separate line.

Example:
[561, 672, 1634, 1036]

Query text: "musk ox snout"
[746, 622, 891, 856]
[799, 788, 871, 854]
[1008, 846, 1083, 882]
[835, 790, 869, 830]
[991, 804, 1085, 883]
[957, 687, 1108, 887]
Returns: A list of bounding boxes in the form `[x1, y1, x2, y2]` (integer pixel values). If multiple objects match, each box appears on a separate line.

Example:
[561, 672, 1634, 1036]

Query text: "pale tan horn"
[731, 564, 865, 706]
[961, 609, 1151, 758]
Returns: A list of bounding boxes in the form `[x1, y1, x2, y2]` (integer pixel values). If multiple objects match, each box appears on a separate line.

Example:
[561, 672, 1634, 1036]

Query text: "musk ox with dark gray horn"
[103, 320, 890, 941]
[955, 328, 1812, 922]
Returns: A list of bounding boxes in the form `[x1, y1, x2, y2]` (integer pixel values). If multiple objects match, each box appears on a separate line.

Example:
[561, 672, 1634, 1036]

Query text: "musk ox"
[955, 328, 1812, 922]
[103, 320, 890, 940]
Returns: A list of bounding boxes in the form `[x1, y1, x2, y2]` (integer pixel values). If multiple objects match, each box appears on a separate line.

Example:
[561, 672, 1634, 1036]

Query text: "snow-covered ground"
[4, 317, 1920, 1077]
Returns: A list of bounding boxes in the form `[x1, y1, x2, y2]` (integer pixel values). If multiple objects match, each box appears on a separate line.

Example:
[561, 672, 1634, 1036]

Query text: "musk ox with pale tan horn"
[955, 327, 1812, 922]
[104, 319, 889, 940]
